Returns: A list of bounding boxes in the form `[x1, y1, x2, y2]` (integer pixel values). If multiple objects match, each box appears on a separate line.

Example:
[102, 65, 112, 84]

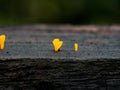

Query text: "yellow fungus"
[0, 35, 6, 50]
[52, 38, 63, 52]
[74, 43, 78, 52]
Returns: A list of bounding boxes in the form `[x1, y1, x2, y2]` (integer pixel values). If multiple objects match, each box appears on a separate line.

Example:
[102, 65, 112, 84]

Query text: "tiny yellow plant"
[74, 43, 78, 52]
[52, 38, 63, 52]
[0, 35, 6, 50]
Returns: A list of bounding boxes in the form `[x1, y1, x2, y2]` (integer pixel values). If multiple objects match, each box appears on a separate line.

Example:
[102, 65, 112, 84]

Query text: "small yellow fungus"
[52, 38, 63, 52]
[0, 35, 6, 50]
[74, 43, 78, 52]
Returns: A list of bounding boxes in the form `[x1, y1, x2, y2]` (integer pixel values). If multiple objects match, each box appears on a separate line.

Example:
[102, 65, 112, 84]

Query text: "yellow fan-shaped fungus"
[52, 38, 63, 52]
[0, 35, 6, 50]
[74, 43, 78, 52]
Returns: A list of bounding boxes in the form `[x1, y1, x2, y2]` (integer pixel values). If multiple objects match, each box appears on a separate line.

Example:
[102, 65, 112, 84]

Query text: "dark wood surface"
[0, 59, 120, 90]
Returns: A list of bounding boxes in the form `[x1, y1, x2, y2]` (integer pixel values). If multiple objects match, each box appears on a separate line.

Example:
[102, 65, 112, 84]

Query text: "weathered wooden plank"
[0, 25, 120, 90]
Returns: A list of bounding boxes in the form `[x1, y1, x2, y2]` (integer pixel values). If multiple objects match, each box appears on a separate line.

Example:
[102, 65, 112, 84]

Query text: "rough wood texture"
[0, 25, 120, 60]
[0, 59, 120, 90]
[0, 25, 120, 90]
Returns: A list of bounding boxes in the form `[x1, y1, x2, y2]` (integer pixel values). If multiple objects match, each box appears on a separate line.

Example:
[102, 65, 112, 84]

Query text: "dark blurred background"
[0, 0, 120, 25]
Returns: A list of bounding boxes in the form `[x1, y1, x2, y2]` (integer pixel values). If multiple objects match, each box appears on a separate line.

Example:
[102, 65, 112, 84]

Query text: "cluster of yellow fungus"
[0, 36, 78, 52]
[52, 38, 78, 52]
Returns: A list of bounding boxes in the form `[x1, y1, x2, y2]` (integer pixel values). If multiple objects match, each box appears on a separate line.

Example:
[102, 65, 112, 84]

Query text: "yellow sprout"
[52, 38, 63, 52]
[0, 35, 6, 50]
[74, 43, 78, 52]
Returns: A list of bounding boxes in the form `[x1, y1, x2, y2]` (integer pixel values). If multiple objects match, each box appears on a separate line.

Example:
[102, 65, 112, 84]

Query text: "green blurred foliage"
[0, 0, 120, 25]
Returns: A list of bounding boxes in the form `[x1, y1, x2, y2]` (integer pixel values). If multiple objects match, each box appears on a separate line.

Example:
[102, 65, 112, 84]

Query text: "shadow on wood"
[0, 59, 120, 90]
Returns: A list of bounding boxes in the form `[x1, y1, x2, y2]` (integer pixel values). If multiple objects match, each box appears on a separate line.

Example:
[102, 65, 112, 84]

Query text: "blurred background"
[0, 0, 120, 25]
